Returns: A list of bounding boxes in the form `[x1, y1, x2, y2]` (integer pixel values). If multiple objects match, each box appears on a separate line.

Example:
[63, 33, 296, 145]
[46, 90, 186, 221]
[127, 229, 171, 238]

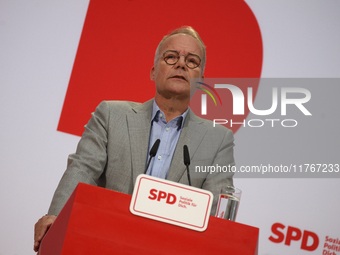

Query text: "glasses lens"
[185, 54, 201, 69]
[163, 51, 179, 65]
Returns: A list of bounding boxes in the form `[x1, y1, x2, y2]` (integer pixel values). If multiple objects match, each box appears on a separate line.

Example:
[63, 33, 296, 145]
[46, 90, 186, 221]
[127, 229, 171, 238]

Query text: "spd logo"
[269, 222, 319, 251]
[148, 189, 177, 205]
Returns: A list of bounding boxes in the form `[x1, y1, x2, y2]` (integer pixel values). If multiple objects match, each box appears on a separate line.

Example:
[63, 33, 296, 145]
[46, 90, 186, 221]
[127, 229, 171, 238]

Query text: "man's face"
[151, 34, 204, 100]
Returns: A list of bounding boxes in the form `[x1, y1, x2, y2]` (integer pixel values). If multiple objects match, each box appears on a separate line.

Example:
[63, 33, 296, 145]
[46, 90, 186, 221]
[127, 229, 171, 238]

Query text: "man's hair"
[154, 26, 206, 72]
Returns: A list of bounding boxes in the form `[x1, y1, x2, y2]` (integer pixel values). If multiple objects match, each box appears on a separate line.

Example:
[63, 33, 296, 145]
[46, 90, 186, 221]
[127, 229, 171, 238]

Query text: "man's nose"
[175, 55, 187, 69]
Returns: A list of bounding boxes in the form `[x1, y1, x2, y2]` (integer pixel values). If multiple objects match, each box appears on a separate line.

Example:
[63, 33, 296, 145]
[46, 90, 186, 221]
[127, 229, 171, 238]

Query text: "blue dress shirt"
[146, 101, 188, 179]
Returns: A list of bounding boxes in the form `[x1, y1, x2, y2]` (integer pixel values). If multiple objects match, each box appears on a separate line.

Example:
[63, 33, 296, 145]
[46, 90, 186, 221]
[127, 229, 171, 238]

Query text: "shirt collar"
[151, 100, 188, 130]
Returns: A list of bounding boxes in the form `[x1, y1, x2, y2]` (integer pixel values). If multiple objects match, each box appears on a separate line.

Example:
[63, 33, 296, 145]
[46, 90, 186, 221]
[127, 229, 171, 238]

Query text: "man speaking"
[34, 26, 235, 252]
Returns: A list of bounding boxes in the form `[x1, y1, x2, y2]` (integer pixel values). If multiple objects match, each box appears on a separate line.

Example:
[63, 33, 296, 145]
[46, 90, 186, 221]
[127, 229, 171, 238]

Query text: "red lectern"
[39, 183, 259, 255]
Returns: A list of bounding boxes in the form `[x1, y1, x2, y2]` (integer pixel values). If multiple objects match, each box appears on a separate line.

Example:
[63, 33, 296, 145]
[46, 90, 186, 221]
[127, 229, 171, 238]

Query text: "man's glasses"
[163, 50, 201, 69]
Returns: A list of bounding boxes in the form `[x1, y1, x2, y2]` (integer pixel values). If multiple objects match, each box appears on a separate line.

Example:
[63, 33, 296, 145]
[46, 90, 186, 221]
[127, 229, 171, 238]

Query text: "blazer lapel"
[167, 110, 207, 183]
[127, 100, 153, 184]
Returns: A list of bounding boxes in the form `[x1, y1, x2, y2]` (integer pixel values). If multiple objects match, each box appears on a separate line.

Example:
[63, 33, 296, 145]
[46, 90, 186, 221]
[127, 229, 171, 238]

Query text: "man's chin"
[158, 90, 190, 101]
[169, 85, 190, 96]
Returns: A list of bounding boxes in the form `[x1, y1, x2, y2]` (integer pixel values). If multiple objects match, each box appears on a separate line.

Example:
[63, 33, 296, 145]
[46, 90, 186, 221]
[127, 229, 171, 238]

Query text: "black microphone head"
[150, 139, 160, 157]
[183, 145, 190, 166]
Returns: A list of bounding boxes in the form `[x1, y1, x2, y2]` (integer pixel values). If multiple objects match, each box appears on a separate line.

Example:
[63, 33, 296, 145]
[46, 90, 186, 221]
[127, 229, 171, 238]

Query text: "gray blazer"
[48, 99, 235, 215]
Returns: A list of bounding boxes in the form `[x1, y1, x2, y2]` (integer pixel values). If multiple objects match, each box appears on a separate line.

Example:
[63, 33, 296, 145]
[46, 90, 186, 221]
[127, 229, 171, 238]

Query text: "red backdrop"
[57, 0, 263, 136]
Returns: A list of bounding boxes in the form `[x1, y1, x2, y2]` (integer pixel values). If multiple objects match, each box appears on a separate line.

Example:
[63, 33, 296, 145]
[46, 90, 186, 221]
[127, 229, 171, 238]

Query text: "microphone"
[144, 139, 161, 174]
[183, 145, 192, 186]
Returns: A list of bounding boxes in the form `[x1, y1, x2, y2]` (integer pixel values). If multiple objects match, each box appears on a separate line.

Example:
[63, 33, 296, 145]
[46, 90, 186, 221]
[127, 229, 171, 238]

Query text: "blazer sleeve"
[47, 101, 110, 215]
[201, 128, 235, 216]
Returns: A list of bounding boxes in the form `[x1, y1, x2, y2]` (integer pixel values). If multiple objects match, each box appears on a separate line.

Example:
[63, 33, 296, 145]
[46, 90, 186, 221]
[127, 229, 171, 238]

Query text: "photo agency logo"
[190, 78, 312, 131]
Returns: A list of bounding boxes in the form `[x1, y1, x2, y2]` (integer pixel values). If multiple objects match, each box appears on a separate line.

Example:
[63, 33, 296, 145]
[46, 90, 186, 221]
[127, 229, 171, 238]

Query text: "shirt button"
[166, 127, 170, 132]
[158, 155, 162, 160]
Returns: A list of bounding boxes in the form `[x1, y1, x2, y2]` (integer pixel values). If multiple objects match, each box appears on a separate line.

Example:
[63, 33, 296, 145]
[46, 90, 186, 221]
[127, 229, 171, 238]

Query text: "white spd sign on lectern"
[130, 174, 213, 232]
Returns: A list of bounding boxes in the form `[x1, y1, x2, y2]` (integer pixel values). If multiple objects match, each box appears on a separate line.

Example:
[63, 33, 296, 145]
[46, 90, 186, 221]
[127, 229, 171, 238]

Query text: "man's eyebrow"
[164, 50, 200, 56]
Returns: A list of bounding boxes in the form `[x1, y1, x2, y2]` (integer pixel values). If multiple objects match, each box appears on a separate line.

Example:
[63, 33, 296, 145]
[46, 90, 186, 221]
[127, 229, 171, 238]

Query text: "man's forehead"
[161, 34, 202, 55]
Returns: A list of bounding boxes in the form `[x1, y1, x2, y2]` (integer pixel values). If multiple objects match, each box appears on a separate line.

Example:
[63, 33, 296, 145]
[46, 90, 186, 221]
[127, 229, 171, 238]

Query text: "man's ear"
[150, 66, 155, 81]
